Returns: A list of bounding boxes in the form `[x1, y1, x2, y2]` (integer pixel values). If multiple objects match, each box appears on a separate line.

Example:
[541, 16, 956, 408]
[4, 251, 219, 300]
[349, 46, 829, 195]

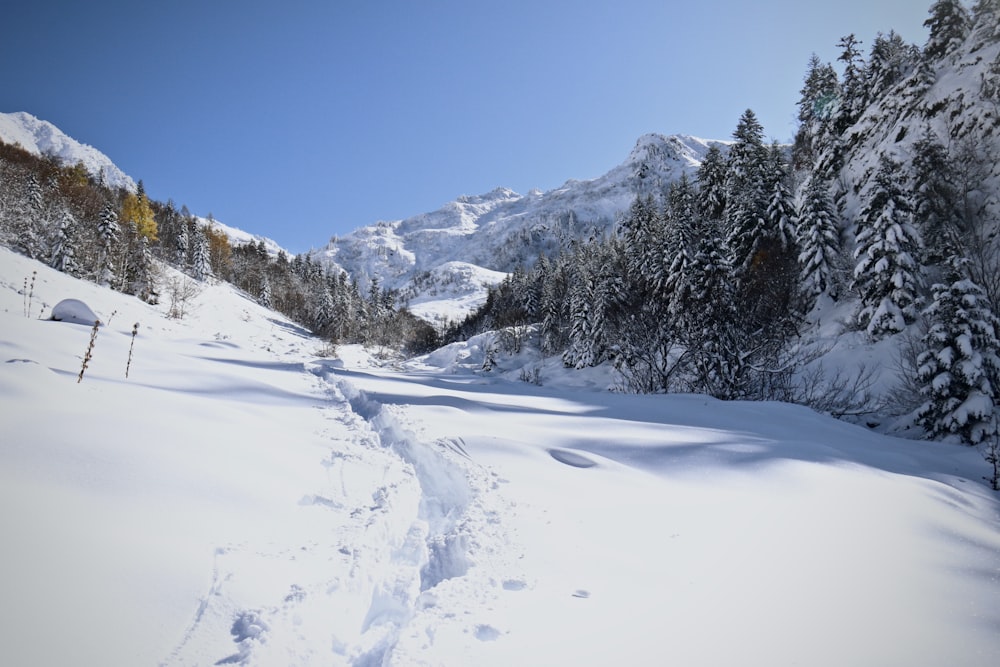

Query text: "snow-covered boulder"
[50, 298, 101, 326]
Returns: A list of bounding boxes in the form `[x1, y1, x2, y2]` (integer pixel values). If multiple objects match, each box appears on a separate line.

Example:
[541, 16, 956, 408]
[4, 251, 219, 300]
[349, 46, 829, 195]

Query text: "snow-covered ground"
[2, 247, 999, 666]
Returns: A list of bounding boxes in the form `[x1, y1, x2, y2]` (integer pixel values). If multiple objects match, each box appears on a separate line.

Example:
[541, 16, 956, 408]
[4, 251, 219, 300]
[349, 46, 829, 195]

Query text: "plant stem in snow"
[126, 322, 139, 378]
[77, 320, 100, 383]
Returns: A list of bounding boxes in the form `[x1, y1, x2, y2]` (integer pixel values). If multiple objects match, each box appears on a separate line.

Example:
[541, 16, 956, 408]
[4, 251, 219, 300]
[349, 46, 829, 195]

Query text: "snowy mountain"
[3, 245, 1000, 666]
[0, 111, 136, 191]
[311, 134, 728, 318]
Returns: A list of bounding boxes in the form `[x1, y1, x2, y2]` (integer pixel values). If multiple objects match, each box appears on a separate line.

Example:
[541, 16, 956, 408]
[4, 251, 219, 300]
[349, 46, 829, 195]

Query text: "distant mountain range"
[309, 134, 730, 323]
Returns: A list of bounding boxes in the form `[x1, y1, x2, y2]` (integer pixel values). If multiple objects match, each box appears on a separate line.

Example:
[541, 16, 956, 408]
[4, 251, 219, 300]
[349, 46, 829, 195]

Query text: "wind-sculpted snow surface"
[2, 248, 1000, 666]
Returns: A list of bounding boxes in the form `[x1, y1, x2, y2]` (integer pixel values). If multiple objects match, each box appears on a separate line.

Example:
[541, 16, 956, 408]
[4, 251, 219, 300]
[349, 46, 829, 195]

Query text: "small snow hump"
[50, 299, 101, 326]
[548, 448, 598, 469]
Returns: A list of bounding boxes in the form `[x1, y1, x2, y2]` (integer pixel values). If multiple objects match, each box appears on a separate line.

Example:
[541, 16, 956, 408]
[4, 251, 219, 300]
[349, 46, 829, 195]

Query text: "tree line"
[449, 0, 1000, 463]
[0, 141, 438, 356]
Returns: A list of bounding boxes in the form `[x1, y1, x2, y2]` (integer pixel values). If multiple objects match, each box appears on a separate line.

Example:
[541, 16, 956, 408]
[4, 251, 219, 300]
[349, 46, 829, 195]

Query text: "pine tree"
[924, 0, 972, 60]
[173, 216, 190, 268]
[724, 109, 770, 278]
[563, 245, 617, 369]
[794, 54, 840, 168]
[796, 176, 842, 299]
[619, 193, 663, 289]
[864, 31, 921, 104]
[50, 208, 81, 277]
[540, 255, 570, 355]
[191, 228, 212, 282]
[852, 157, 924, 338]
[697, 144, 728, 221]
[834, 34, 866, 136]
[312, 279, 335, 334]
[917, 260, 1000, 444]
[14, 173, 46, 260]
[683, 225, 738, 397]
[96, 201, 119, 287]
[662, 174, 702, 312]
[764, 144, 798, 254]
[912, 127, 961, 264]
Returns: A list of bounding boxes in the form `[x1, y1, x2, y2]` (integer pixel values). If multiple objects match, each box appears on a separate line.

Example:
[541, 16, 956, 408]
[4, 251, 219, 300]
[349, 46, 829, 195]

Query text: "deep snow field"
[1, 247, 999, 666]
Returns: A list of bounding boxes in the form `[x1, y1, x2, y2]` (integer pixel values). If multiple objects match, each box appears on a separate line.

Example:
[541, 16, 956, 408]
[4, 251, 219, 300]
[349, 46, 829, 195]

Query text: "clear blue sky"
[2, 0, 928, 253]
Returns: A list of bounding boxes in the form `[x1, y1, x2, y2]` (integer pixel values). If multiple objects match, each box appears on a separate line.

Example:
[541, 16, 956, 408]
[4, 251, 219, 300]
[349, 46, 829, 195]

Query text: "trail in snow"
[3, 248, 1000, 666]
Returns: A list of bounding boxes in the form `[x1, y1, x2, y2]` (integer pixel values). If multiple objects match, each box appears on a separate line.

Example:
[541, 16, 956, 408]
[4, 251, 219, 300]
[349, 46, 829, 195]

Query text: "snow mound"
[49, 298, 101, 326]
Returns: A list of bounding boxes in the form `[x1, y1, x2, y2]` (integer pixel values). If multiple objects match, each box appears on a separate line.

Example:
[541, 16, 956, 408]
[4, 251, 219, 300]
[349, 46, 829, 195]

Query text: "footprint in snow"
[572, 589, 591, 599]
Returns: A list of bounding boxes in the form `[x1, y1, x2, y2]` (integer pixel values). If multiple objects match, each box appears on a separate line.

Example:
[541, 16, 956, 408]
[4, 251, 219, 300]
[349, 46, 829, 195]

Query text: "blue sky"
[3, 1, 928, 253]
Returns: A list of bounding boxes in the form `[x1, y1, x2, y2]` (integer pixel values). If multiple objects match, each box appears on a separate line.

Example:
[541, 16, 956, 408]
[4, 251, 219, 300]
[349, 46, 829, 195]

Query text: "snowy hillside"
[3, 247, 1000, 665]
[312, 134, 727, 309]
[832, 26, 1000, 228]
[0, 111, 136, 191]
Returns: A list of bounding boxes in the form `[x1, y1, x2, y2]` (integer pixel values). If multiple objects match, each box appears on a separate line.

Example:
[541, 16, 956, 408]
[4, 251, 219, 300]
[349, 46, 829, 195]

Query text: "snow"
[49, 298, 102, 325]
[2, 248, 1000, 666]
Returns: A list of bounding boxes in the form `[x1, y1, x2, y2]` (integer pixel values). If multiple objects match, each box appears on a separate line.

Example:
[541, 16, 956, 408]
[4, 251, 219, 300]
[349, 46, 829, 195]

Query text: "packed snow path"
[1, 248, 999, 666]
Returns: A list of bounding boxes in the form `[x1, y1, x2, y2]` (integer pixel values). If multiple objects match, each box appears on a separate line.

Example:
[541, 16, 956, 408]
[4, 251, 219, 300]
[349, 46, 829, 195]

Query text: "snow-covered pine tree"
[697, 144, 728, 221]
[924, 0, 972, 60]
[796, 175, 842, 300]
[679, 220, 738, 397]
[793, 54, 840, 169]
[864, 31, 921, 104]
[911, 127, 961, 264]
[764, 143, 798, 254]
[833, 34, 866, 137]
[724, 109, 770, 280]
[132, 233, 155, 302]
[173, 214, 190, 269]
[662, 174, 702, 312]
[312, 279, 335, 334]
[50, 207, 81, 277]
[540, 254, 571, 355]
[619, 193, 663, 293]
[563, 245, 611, 369]
[191, 228, 212, 282]
[14, 173, 46, 260]
[96, 201, 120, 287]
[852, 156, 924, 338]
[916, 259, 1000, 445]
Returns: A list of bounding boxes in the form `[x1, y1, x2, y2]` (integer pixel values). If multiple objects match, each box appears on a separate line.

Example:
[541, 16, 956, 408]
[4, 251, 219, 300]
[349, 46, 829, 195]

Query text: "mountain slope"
[832, 26, 1000, 225]
[0, 111, 136, 191]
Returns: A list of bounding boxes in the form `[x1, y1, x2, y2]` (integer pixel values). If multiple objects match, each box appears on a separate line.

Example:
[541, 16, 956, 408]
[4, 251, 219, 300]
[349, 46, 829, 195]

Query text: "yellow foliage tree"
[205, 224, 233, 278]
[121, 183, 157, 241]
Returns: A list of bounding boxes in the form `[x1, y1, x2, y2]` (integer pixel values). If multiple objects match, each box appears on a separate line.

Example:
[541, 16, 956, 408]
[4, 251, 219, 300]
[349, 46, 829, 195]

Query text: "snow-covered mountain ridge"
[0, 111, 136, 192]
[311, 133, 728, 322]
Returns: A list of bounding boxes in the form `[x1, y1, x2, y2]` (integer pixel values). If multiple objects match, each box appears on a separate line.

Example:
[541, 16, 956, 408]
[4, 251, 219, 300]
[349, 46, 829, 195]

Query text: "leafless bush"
[518, 364, 542, 385]
[166, 276, 201, 319]
[795, 361, 884, 418]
